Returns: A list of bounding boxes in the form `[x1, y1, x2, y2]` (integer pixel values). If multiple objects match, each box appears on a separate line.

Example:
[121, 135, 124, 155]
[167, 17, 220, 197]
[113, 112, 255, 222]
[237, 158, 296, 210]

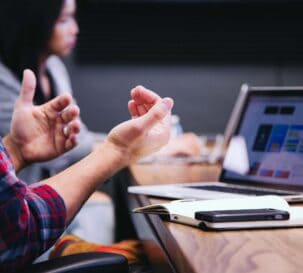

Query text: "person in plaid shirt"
[0, 69, 80, 272]
[0, 70, 174, 272]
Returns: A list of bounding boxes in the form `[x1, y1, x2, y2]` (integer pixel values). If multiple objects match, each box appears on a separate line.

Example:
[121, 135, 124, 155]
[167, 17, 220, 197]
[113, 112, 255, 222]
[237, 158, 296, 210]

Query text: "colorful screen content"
[223, 94, 303, 187]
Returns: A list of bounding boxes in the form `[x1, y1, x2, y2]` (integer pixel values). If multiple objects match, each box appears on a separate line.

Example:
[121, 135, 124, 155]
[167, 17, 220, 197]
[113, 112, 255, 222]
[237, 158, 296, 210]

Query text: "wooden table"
[128, 162, 303, 273]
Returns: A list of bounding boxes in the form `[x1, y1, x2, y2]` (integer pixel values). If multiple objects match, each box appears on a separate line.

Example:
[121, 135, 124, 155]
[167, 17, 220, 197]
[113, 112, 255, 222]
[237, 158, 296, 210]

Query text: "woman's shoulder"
[46, 55, 73, 95]
[46, 55, 70, 79]
[46, 55, 66, 69]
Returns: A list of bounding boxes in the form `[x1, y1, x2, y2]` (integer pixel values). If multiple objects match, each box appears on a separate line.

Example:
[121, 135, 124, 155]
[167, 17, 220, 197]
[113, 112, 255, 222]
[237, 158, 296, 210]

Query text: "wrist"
[94, 140, 131, 170]
[2, 135, 27, 172]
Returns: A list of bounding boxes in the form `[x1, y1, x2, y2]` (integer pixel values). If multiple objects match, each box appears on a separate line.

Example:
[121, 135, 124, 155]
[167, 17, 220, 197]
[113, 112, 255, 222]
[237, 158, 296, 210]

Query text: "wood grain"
[167, 222, 303, 273]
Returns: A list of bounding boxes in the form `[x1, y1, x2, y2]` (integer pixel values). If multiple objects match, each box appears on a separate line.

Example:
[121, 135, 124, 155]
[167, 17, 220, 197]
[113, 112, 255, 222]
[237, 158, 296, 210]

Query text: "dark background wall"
[66, 0, 303, 134]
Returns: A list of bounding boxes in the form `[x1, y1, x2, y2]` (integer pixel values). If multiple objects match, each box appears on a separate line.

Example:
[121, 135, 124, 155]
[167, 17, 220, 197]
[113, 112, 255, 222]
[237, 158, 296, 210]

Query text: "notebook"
[133, 196, 303, 230]
[128, 84, 303, 203]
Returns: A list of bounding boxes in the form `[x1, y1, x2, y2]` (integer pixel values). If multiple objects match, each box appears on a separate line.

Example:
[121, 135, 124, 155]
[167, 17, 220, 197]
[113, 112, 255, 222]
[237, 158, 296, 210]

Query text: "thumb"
[18, 69, 37, 105]
[138, 97, 174, 130]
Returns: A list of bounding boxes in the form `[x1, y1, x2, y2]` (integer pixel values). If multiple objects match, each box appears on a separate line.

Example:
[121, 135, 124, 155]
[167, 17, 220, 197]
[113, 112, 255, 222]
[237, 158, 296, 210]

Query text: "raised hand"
[106, 86, 173, 164]
[8, 69, 80, 170]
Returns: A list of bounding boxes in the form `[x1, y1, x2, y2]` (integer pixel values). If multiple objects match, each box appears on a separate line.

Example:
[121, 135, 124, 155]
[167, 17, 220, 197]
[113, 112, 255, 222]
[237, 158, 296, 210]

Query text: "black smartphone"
[195, 208, 290, 223]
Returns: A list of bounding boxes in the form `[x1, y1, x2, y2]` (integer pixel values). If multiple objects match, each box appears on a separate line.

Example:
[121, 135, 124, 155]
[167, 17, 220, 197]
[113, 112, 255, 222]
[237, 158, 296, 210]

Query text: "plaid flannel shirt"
[0, 138, 66, 272]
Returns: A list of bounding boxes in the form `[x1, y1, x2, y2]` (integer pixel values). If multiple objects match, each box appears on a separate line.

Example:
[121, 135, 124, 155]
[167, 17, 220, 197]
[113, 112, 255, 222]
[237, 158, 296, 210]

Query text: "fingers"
[131, 86, 161, 104]
[65, 134, 78, 151]
[44, 95, 80, 153]
[43, 94, 73, 118]
[128, 100, 149, 117]
[137, 103, 149, 116]
[137, 97, 174, 131]
[63, 120, 81, 138]
[128, 100, 139, 117]
[64, 120, 80, 151]
[129, 86, 162, 117]
[56, 117, 80, 152]
[61, 105, 80, 124]
[19, 69, 37, 105]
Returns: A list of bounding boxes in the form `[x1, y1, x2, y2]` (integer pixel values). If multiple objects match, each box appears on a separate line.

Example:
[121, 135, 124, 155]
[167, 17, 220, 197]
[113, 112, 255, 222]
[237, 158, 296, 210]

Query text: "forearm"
[42, 141, 127, 223]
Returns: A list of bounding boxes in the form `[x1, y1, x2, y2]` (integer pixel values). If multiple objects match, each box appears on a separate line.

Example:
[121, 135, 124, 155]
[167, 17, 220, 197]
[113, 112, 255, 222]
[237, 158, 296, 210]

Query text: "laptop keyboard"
[187, 185, 291, 196]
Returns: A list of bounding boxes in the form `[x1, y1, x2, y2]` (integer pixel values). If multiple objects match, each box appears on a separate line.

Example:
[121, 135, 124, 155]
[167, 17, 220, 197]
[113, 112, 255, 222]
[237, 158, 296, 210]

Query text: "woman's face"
[48, 0, 79, 57]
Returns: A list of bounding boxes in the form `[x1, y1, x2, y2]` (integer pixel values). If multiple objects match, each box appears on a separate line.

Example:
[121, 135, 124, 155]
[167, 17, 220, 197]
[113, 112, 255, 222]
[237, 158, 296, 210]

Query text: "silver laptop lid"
[221, 85, 303, 193]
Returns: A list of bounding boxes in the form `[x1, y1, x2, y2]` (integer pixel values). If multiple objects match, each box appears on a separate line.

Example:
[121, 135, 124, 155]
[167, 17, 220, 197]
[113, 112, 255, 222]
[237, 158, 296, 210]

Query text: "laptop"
[128, 84, 303, 203]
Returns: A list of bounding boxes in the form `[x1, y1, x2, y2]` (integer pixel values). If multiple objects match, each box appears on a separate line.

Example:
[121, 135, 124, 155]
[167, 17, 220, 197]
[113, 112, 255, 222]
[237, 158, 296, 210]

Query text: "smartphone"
[195, 208, 290, 223]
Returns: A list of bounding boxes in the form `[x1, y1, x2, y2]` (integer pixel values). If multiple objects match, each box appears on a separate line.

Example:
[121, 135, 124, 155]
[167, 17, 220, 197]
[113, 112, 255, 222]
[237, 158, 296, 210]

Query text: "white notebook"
[133, 196, 303, 230]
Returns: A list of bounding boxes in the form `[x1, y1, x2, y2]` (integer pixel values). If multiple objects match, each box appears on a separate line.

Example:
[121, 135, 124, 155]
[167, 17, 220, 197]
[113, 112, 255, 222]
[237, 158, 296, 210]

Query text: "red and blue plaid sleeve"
[0, 138, 67, 272]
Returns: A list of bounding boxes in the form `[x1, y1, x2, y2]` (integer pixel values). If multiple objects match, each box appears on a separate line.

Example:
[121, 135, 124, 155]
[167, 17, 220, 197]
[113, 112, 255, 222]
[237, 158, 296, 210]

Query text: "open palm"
[107, 86, 173, 163]
[10, 70, 80, 163]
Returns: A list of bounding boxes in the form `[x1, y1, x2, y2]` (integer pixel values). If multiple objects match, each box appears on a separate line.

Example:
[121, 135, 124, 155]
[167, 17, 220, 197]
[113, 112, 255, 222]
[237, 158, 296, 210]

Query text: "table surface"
[129, 162, 303, 273]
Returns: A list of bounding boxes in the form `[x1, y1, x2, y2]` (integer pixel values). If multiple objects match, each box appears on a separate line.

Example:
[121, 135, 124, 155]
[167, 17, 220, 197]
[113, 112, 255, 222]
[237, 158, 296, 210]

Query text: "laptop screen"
[222, 90, 303, 190]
